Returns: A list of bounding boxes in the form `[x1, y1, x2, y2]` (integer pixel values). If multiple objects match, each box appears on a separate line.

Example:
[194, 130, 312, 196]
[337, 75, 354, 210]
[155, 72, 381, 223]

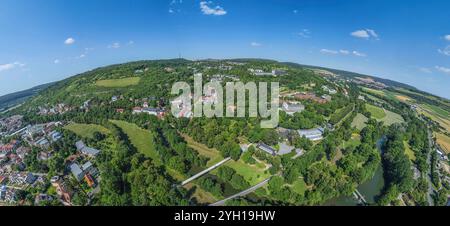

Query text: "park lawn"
[291, 178, 307, 196]
[351, 113, 368, 131]
[64, 123, 110, 138]
[403, 141, 416, 161]
[365, 104, 386, 119]
[110, 120, 161, 164]
[222, 160, 271, 186]
[95, 77, 141, 88]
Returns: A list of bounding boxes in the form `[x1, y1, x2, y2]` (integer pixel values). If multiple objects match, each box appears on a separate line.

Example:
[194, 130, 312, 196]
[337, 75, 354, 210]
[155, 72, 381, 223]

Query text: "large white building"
[298, 127, 324, 141]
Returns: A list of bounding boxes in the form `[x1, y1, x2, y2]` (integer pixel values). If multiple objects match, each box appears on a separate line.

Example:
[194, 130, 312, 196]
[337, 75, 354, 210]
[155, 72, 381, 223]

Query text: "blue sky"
[1, 0, 450, 98]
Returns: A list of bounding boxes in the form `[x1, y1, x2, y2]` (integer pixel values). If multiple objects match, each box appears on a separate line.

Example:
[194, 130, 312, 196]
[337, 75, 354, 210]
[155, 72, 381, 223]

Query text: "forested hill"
[281, 61, 417, 90]
[0, 82, 55, 111]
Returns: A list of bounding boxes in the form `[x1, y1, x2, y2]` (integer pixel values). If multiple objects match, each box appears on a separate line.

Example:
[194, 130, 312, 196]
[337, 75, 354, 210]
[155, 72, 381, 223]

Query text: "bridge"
[353, 189, 368, 205]
[209, 177, 272, 206]
[181, 157, 231, 186]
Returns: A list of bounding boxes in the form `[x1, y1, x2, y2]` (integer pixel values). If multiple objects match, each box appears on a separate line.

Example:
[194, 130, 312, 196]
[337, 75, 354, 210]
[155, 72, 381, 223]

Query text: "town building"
[281, 102, 305, 116]
[298, 127, 324, 141]
[75, 140, 100, 157]
[256, 143, 276, 156]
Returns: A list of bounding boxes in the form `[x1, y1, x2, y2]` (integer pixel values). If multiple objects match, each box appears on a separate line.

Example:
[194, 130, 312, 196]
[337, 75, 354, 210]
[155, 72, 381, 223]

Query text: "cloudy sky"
[1, 0, 450, 98]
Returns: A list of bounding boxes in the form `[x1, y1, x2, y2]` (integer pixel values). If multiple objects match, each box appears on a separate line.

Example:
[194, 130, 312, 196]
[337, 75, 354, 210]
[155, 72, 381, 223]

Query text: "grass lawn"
[110, 120, 160, 164]
[64, 123, 110, 138]
[351, 113, 368, 131]
[365, 104, 386, 119]
[343, 134, 361, 149]
[221, 160, 271, 186]
[403, 141, 416, 161]
[291, 178, 307, 196]
[95, 77, 141, 88]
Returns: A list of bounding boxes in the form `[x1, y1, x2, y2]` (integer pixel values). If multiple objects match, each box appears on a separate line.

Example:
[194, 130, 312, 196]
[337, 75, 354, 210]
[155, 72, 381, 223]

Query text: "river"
[324, 137, 386, 206]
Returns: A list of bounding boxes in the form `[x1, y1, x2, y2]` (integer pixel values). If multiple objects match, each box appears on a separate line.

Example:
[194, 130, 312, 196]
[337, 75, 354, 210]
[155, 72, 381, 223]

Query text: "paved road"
[181, 157, 231, 186]
[209, 177, 272, 206]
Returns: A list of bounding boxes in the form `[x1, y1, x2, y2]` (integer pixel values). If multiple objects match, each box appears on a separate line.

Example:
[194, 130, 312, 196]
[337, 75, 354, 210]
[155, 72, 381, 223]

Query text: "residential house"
[70, 163, 84, 181]
[75, 140, 100, 157]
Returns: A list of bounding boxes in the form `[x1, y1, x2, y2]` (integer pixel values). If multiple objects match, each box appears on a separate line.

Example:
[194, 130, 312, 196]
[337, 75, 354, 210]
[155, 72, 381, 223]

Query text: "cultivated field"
[365, 104, 386, 119]
[351, 113, 368, 131]
[95, 77, 141, 88]
[365, 104, 403, 126]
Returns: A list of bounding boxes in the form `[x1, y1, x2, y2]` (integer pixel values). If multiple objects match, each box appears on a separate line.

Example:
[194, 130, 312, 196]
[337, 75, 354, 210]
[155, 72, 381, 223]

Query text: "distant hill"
[280, 62, 417, 90]
[0, 82, 56, 111]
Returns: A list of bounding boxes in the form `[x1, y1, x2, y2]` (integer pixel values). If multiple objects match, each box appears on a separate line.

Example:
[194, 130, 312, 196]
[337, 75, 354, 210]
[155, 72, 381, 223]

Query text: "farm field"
[436, 133, 450, 154]
[351, 113, 368, 131]
[110, 120, 160, 164]
[365, 104, 386, 119]
[382, 110, 405, 126]
[64, 123, 110, 138]
[95, 77, 141, 88]
[365, 104, 404, 126]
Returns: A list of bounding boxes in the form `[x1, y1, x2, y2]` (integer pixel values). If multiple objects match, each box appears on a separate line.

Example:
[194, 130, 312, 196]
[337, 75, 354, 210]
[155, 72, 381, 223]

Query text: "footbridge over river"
[181, 157, 231, 186]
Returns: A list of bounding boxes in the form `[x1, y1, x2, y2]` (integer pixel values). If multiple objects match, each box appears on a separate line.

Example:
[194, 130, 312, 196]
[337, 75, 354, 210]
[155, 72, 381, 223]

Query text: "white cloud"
[64, 37, 75, 45]
[419, 67, 432, 74]
[320, 49, 338, 54]
[0, 62, 25, 73]
[108, 42, 121, 49]
[293, 10, 299, 14]
[435, 66, 450, 75]
[339, 50, 350, 55]
[351, 29, 379, 40]
[352, 51, 367, 57]
[298, 29, 311, 38]
[250, 42, 262, 47]
[320, 49, 367, 57]
[366, 29, 379, 39]
[200, 1, 227, 16]
[54, 59, 60, 64]
[169, 8, 175, 13]
[444, 35, 450, 41]
[78, 54, 86, 58]
[438, 45, 450, 56]
[127, 40, 134, 46]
